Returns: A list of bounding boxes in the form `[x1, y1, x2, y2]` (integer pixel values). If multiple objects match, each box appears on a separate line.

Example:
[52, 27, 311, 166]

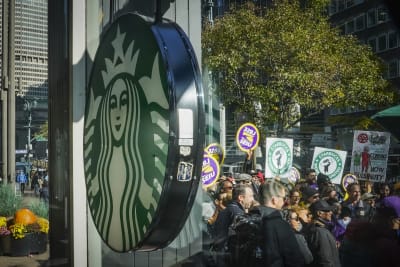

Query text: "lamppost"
[24, 98, 37, 174]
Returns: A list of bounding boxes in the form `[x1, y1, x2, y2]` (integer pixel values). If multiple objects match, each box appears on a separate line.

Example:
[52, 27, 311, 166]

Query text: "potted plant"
[1, 208, 49, 256]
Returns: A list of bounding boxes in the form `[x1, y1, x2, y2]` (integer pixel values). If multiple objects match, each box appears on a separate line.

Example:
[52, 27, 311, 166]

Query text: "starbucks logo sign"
[313, 150, 342, 179]
[267, 141, 291, 175]
[83, 14, 204, 251]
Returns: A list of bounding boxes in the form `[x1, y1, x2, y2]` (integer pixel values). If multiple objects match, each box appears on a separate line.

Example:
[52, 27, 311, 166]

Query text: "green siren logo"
[84, 16, 169, 251]
[313, 150, 342, 179]
[267, 141, 291, 175]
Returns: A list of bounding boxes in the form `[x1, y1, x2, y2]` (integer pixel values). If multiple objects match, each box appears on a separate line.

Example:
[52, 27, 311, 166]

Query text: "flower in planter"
[9, 223, 27, 239]
[0, 216, 7, 228]
[0, 226, 11, 236]
[36, 217, 49, 234]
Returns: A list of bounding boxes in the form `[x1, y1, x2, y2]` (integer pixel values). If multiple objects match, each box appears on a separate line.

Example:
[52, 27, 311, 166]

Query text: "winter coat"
[213, 201, 245, 248]
[259, 206, 305, 267]
[305, 219, 341, 267]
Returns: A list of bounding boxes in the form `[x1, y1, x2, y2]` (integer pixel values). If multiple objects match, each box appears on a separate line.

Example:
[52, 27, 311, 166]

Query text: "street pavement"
[0, 188, 49, 267]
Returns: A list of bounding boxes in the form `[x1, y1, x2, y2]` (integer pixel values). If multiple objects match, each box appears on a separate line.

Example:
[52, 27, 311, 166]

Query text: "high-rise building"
[1, 0, 48, 162]
[15, 0, 48, 98]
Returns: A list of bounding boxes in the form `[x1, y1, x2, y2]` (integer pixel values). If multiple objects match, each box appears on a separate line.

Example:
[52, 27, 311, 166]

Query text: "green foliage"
[28, 201, 49, 219]
[0, 184, 23, 217]
[34, 121, 48, 139]
[202, 0, 397, 134]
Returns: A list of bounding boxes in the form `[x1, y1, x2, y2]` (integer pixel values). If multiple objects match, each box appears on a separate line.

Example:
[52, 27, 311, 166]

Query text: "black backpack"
[226, 211, 264, 267]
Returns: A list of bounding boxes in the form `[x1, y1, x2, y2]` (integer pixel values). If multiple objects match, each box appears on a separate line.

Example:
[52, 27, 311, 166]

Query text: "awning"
[371, 105, 400, 140]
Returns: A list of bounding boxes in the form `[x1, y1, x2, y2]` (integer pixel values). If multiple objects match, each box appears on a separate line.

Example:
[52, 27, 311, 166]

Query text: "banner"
[311, 147, 347, 185]
[350, 130, 390, 182]
[265, 138, 293, 178]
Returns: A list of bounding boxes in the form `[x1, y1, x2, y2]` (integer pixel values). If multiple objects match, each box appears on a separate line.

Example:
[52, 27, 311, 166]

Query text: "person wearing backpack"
[257, 180, 306, 267]
[213, 184, 255, 267]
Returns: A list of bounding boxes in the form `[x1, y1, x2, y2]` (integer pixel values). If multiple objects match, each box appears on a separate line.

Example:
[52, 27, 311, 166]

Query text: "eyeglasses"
[290, 216, 299, 221]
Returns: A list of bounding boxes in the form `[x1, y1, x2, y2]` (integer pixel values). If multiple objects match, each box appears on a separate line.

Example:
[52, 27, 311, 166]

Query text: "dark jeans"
[20, 183, 25, 194]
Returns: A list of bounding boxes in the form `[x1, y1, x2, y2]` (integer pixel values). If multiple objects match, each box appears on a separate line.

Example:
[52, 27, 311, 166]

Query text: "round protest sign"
[236, 123, 260, 152]
[288, 166, 301, 184]
[205, 143, 225, 165]
[201, 154, 220, 188]
[342, 173, 358, 191]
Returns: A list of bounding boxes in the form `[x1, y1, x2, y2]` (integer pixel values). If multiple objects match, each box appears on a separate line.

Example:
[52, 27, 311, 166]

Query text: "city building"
[0, 0, 48, 163]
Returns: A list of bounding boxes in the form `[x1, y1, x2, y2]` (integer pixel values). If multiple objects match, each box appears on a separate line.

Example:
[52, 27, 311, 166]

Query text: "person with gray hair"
[253, 180, 305, 266]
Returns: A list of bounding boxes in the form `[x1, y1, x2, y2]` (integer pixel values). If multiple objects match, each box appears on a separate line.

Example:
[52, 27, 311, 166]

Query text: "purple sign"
[342, 173, 358, 191]
[201, 154, 220, 188]
[236, 123, 260, 152]
[206, 143, 225, 165]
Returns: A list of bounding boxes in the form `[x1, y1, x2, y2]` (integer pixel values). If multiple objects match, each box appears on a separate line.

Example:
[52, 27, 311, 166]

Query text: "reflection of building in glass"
[15, 0, 48, 98]
[0, 0, 48, 158]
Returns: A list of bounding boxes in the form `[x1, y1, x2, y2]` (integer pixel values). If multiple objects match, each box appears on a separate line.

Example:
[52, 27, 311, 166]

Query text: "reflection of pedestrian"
[361, 146, 370, 173]
[31, 172, 40, 197]
[40, 180, 49, 203]
[16, 170, 27, 195]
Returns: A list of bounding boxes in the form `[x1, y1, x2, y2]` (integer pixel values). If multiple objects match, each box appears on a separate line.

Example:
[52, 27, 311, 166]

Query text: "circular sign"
[202, 154, 220, 188]
[84, 13, 204, 251]
[288, 166, 301, 184]
[342, 173, 358, 192]
[313, 150, 342, 180]
[267, 140, 292, 175]
[205, 143, 225, 165]
[357, 133, 369, 143]
[236, 123, 260, 152]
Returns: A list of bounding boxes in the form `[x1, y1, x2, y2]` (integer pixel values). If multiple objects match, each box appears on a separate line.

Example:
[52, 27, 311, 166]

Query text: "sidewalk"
[0, 188, 49, 267]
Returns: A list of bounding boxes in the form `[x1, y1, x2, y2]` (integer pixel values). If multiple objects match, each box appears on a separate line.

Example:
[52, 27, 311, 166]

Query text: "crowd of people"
[202, 168, 400, 267]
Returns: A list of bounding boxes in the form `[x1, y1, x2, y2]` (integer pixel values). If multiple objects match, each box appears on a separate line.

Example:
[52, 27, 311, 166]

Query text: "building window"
[355, 14, 365, 31]
[388, 60, 398, 78]
[367, 9, 376, 27]
[377, 6, 389, 23]
[346, 20, 355, 33]
[368, 37, 377, 52]
[388, 32, 398, 49]
[378, 34, 387, 51]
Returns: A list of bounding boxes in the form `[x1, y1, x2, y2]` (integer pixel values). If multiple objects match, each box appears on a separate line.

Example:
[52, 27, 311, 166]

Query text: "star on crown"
[101, 25, 140, 88]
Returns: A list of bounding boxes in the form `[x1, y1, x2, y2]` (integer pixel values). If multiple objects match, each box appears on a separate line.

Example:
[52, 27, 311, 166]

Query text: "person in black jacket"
[305, 199, 341, 267]
[258, 180, 305, 267]
[213, 184, 255, 267]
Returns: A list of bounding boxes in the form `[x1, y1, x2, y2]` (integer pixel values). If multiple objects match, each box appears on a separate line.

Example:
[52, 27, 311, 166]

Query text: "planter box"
[0, 232, 47, 256]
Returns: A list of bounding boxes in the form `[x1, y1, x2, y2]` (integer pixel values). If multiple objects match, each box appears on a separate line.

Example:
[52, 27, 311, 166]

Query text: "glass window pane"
[388, 61, 398, 78]
[378, 34, 387, 51]
[355, 14, 365, 31]
[377, 7, 388, 23]
[347, 20, 355, 33]
[388, 32, 398, 49]
[367, 9, 376, 27]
